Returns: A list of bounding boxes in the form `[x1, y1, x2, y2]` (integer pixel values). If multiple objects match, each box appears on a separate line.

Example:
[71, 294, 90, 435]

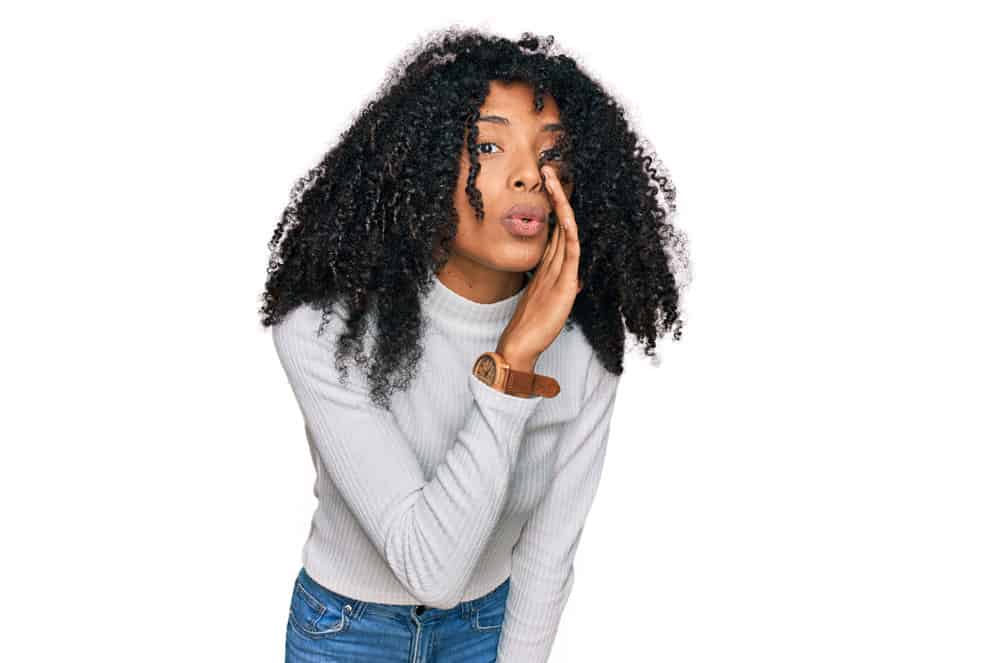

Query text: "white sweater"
[272, 271, 621, 663]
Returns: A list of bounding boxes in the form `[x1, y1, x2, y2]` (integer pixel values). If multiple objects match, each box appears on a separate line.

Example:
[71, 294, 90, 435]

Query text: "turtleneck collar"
[422, 271, 527, 338]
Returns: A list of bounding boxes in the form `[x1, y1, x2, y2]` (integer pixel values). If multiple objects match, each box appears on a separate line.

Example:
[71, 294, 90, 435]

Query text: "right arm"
[272, 306, 543, 608]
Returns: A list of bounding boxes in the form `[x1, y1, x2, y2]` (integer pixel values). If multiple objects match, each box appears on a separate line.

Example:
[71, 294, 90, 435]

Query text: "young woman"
[261, 28, 688, 663]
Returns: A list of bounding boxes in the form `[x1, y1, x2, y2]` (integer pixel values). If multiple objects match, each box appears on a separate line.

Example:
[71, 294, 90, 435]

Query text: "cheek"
[453, 170, 502, 219]
[454, 212, 499, 247]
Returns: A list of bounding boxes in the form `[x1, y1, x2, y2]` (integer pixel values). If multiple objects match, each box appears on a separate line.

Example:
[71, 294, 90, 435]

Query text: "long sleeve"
[272, 304, 543, 608]
[495, 350, 621, 663]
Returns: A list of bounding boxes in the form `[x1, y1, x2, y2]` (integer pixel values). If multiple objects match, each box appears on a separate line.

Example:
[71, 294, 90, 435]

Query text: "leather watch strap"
[505, 367, 561, 398]
[473, 351, 561, 399]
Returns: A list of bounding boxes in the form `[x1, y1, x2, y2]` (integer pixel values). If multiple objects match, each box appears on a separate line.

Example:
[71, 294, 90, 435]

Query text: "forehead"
[478, 80, 562, 126]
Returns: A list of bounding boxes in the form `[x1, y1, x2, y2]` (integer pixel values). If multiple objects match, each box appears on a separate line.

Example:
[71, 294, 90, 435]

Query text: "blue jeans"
[285, 567, 510, 663]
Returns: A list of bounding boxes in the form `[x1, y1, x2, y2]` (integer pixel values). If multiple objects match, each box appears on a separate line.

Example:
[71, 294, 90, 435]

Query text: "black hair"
[259, 27, 690, 410]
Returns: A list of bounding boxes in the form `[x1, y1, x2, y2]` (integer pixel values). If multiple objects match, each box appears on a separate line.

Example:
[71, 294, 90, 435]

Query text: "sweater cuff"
[467, 372, 545, 417]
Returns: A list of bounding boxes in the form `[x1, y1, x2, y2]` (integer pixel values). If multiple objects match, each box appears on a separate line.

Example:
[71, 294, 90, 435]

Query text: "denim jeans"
[285, 567, 511, 663]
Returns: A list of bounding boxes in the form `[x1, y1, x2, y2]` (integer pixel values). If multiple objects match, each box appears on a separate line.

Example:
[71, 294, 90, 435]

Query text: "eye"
[472, 143, 563, 161]
[474, 142, 500, 155]
[540, 147, 563, 162]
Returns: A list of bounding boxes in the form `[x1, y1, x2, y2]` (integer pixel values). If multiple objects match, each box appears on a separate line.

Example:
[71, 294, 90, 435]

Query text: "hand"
[498, 165, 582, 369]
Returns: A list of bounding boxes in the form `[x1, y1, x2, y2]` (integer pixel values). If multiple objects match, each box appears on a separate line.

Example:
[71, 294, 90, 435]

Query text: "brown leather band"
[506, 368, 561, 398]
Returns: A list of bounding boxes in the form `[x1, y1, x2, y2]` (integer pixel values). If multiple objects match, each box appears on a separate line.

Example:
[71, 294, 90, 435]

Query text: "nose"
[510, 155, 544, 192]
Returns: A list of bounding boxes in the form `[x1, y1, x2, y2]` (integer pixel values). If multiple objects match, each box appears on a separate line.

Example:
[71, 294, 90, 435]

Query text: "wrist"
[472, 349, 561, 399]
[495, 344, 538, 373]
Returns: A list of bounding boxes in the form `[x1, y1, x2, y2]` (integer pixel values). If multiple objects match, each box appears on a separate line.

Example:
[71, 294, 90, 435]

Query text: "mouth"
[500, 215, 546, 238]
[501, 203, 549, 225]
[499, 202, 550, 238]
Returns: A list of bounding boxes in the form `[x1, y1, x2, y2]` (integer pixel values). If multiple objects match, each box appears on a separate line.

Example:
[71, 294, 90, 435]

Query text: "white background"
[2, 1, 996, 661]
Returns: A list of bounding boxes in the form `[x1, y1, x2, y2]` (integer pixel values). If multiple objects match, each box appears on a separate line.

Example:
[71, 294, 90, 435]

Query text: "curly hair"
[259, 26, 690, 410]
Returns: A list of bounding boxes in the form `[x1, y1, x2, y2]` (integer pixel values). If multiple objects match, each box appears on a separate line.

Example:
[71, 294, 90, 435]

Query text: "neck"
[434, 265, 527, 304]
[422, 269, 529, 340]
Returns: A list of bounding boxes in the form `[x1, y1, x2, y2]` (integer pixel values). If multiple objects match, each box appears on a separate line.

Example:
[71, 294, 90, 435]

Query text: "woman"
[261, 27, 688, 663]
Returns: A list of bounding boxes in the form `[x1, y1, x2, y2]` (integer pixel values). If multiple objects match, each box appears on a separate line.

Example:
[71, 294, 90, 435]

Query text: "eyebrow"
[477, 114, 564, 133]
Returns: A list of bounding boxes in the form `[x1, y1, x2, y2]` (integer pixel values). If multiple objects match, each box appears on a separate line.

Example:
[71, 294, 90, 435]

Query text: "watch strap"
[505, 367, 561, 398]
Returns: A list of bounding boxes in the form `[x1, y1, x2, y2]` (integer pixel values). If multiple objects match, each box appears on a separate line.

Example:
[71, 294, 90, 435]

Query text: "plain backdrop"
[2, 1, 996, 661]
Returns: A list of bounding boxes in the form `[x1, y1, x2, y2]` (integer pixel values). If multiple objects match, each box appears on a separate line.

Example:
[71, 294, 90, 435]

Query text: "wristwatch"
[472, 351, 560, 398]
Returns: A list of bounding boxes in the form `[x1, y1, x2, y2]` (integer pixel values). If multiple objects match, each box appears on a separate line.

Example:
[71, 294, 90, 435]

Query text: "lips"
[501, 203, 548, 224]
[500, 216, 546, 237]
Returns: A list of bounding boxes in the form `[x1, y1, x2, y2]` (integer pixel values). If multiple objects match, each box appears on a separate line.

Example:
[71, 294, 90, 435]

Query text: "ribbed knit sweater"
[271, 272, 621, 663]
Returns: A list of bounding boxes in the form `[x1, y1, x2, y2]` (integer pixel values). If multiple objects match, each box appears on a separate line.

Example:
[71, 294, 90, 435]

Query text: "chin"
[492, 247, 546, 273]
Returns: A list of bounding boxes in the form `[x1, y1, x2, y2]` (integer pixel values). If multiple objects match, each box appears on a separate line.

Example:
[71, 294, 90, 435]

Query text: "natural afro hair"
[259, 26, 690, 410]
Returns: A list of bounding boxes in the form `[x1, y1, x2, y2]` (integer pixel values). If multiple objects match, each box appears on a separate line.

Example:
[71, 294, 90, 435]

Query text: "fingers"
[537, 213, 561, 277]
[542, 166, 580, 293]
[549, 205, 566, 278]
[548, 203, 566, 277]
[542, 168, 565, 279]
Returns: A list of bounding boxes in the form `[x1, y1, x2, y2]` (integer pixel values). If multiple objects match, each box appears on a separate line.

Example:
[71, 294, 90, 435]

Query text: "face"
[438, 80, 574, 284]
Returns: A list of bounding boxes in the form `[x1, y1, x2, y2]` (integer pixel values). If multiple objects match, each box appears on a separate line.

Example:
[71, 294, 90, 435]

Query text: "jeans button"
[415, 605, 426, 615]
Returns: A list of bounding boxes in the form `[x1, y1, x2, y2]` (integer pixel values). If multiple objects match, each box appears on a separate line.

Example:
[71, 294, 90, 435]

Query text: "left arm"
[496, 350, 622, 663]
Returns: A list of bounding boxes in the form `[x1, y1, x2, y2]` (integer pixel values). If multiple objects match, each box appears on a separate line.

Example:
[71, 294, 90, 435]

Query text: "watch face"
[473, 355, 497, 384]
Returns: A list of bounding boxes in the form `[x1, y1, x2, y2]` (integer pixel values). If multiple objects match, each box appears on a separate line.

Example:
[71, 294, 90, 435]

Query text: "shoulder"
[271, 302, 379, 400]
[272, 303, 324, 348]
[545, 324, 620, 408]
[271, 301, 359, 364]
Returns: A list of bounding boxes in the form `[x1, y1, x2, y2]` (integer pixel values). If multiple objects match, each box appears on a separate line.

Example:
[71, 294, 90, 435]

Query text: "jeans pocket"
[472, 578, 510, 632]
[287, 571, 356, 639]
